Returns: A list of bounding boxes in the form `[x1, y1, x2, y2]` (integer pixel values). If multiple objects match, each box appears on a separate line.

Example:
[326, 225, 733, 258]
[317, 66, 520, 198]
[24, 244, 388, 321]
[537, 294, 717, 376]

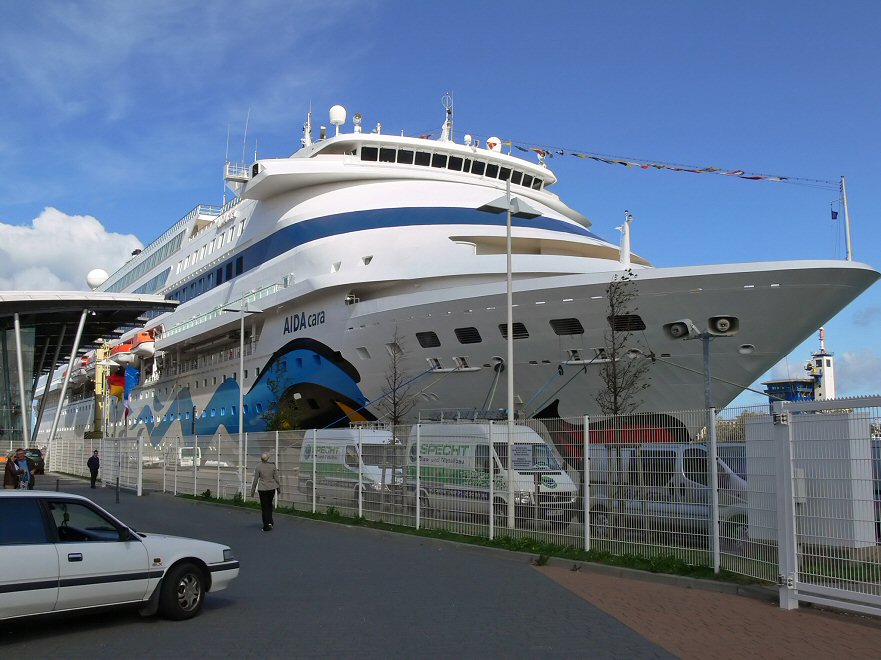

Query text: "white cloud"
[0, 208, 142, 291]
[854, 306, 881, 326]
[836, 350, 881, 396]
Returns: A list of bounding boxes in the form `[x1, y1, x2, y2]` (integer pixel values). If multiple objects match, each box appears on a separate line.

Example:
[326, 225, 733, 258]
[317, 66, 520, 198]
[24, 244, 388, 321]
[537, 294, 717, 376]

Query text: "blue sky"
[1, 1, 879, 405]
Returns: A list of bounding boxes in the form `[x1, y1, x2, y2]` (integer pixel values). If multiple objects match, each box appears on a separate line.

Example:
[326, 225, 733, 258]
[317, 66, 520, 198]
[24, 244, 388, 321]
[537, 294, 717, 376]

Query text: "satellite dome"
[86, 269, 109, 290]
[486, 136, 502, 152]
[329, 105, 347, 127]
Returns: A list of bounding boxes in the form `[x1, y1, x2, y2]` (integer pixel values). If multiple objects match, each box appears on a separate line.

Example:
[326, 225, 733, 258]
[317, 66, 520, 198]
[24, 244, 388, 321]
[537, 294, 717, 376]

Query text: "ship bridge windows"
[416, 331, 441, 348]
[357, 144, 546, 191]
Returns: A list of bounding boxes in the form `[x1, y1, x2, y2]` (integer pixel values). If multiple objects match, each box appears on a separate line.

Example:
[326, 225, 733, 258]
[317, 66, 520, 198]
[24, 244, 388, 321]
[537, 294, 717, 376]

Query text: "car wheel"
[589, 507, 612, 539]
[159, 562, 206, 620]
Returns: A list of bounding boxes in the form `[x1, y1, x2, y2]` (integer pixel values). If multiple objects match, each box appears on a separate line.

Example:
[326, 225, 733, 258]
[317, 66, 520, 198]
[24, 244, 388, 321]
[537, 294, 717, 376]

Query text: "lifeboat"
[69, 356, 90, 385]
[131, 329, 157, 358]
[110, 341, 136, 365]
[84, 352, 97, 379]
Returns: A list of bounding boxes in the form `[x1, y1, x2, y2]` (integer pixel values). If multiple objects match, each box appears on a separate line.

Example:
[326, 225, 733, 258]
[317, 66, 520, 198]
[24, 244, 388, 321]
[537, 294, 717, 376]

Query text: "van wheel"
[159, 562, 206, 620]
[723, 516, 749, 553]
[492, 501, 507, 528]
[589, 508, 612, 539]
[418, 494, 432, 520]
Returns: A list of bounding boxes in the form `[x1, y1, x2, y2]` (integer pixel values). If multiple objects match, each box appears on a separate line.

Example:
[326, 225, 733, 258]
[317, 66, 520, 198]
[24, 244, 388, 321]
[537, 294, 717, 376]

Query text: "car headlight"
[223, 548, 235, 561]
[514, 491, 534, 505]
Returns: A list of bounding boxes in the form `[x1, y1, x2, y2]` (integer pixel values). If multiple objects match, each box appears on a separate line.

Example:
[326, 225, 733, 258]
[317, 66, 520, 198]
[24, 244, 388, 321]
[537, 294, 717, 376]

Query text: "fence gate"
[774, 397, 881, 616]
[100, 436, 143, 495]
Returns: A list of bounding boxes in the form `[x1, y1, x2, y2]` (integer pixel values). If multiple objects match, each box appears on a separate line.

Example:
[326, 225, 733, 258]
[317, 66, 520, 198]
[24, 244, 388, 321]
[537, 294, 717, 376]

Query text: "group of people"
[3, 448, 36, 489]
[5, 443, 278, 530]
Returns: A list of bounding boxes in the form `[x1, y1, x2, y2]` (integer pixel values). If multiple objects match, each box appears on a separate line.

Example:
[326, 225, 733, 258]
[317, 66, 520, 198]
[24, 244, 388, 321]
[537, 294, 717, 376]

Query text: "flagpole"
[840, 176, 852, 261]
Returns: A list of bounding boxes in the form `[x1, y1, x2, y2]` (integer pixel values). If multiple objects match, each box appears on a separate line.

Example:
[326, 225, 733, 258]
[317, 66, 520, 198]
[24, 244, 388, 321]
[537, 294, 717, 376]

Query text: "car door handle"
[67, 553, 83, 562]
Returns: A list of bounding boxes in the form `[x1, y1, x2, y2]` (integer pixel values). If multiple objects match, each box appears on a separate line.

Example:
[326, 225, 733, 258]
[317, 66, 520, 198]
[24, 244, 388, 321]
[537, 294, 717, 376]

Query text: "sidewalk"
[539, 564, 881, 659]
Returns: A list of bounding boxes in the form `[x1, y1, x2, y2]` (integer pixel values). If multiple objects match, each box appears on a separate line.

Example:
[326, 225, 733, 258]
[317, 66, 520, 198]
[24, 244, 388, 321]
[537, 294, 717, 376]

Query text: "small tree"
[595, 269, 651, 416]
[373, 329, 417, 507]
[260, 375, 304, 431]
[595, 269, 653, 533]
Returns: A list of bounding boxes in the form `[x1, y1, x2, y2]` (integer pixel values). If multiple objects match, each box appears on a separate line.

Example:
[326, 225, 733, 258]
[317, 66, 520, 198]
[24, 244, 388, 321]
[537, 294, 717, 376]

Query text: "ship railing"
[162, 280, 288, 340]
[418, 408, 512, 422]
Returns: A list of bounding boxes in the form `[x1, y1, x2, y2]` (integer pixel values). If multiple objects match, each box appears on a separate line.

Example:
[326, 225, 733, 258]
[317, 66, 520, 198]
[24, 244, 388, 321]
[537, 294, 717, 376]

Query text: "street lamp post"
[478, 184, 541, 529]
[663, 316, 740, 573]
[223, 300, 262, 496]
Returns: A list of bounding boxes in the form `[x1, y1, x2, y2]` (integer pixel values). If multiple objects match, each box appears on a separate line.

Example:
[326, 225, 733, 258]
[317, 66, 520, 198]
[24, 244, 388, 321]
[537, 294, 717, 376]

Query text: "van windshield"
[180, 448, 198, 457]
[718, 445, 746, 480]
[493, 443, 561, 470]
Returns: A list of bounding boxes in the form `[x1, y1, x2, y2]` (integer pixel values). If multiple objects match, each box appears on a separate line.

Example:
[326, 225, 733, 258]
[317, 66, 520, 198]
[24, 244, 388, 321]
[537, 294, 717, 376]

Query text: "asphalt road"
[1, 476, 670, 659]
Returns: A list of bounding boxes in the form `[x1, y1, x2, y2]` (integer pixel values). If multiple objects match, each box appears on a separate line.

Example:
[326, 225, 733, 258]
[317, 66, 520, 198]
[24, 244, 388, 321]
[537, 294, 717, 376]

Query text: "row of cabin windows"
[360, 146, 545, 191]
[168, 255, 244, 304]
[412, 315, 646, 349]
[176, 220, 246, 275]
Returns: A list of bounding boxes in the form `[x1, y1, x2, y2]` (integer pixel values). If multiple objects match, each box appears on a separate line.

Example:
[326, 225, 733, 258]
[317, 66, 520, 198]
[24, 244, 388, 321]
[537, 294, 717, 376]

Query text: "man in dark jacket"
[87, 450, 100, 488]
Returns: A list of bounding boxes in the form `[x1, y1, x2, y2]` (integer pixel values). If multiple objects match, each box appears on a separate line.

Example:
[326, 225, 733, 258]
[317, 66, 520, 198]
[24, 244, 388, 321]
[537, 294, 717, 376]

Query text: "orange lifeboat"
[132, 329, 157, 358]
[110, 341, 136, 365]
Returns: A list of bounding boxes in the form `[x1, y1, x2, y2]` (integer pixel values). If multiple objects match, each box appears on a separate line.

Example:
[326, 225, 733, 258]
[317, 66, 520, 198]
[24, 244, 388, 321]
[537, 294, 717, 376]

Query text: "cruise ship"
[34, 101, 880, 443]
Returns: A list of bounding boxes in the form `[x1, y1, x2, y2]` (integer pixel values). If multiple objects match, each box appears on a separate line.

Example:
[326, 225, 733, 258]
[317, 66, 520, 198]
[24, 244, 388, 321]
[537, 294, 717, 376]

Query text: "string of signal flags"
[410, 128, 840, 191]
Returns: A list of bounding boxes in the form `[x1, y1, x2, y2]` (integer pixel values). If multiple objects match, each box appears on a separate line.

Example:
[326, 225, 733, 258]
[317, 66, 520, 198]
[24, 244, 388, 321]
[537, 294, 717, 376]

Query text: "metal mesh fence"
[43, 397, 881, 614]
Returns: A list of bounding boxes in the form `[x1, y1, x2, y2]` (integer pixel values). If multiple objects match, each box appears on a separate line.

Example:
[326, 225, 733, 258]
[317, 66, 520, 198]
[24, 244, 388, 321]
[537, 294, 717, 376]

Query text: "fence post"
[243, 432, 249, 501]
[358, 427, 363, 518]
[215, 434, 221, 499]
[275, 431, 280, 506]
[193, 436, 198, 496]
[173, 436, 179, 496]
[416, 423, 421, 531]
[489, 420, 494, 540]
[137, 436, 144, 497]
[311, 428, 317, 514]
[709, 407, 720, 573]
[773, 401, 800, 610]
[584, 415, 590, 553]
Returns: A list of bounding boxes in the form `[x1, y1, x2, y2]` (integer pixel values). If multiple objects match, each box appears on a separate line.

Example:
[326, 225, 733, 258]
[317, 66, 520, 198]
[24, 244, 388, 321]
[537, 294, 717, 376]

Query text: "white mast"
[618, 210, 633, 268]
[841, 176, 853, 261]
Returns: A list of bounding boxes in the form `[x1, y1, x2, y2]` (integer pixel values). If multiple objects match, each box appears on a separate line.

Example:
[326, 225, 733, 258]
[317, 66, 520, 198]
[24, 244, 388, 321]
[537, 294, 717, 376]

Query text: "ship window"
[522, 174, 533, 188]
[454, 327, 482, 344]
[235, 256, 243, 275]
[431, 153, 447, 168]
[386, 342, 403, 357]
[453, 356, 471, 369]
[414, 151, 431, 166]
[485, 163, 499, 178]
[608, 314, 646, 332]
[356, 347, 371, 360]
[499, 322, 529, 340]
[428, 357, 442, 370]
[361, 146, 378, 161]
[416, 331, 441, 348]
[531, 178, 543, 190]
[220, 408, 225, 416]
[511, 171, 523, 186]
[498, 167, 511, 181]
[256, 403, 263, 413]
[550, 318, 585, 335]
[471, 161, 486, 176]
[211, 409, 216, 417]
[462, 158, 472, 172]
[826, 359, 831, 367]
[238, 220, 245, 236]
[379, 148, 396, 163]
[448, 156, 464, 171]
[226, 263, 233, 280]
[397, 149, 414, 164]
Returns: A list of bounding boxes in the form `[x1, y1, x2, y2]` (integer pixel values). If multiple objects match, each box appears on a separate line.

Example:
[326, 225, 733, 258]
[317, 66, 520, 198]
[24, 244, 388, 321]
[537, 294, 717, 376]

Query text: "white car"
[0, 491, 239, 621]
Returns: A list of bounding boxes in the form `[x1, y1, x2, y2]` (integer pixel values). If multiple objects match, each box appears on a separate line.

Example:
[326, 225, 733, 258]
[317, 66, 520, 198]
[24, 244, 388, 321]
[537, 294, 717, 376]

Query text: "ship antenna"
[223, 124, 230, 206]
[242, 107, 251, 165]
[440, 92, 453, 142]
[302, 105, 313, 147]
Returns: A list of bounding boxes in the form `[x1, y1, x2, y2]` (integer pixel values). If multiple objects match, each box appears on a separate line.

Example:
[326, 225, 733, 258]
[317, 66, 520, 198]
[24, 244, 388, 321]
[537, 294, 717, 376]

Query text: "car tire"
[159, 562, 206, 620]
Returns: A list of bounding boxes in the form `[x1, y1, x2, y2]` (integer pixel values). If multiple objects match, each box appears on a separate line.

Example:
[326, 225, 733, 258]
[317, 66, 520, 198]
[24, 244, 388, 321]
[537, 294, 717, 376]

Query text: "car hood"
[136, 532, 231, 564]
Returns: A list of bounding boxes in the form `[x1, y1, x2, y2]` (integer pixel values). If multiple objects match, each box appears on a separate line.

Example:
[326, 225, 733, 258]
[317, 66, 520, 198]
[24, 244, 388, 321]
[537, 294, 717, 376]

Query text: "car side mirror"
[119, 527, 134, 542]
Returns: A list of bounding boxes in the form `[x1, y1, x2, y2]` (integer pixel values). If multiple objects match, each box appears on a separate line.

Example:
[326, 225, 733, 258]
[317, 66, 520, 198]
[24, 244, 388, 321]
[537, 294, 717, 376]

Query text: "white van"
[406, 423, 578, 526]
[298, 429, 402, 506]
[177, 446, 201, 468]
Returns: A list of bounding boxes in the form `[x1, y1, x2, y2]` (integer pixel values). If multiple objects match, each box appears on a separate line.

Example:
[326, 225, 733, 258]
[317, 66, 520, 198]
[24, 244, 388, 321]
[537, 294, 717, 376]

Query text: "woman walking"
[251, 452, 280, 531]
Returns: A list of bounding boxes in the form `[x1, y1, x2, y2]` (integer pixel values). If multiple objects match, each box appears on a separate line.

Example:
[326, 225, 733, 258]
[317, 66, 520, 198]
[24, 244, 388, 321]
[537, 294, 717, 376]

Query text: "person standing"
[4, 448, 35, 489]
[87, 450, 100, 488]
[250, 452, 280, 531]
